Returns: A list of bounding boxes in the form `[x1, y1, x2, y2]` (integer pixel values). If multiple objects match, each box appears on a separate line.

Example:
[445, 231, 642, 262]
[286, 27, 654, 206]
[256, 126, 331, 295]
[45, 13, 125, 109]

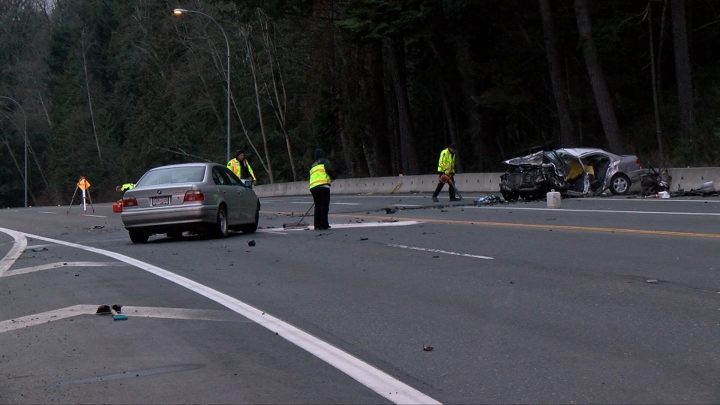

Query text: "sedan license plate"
[151, 196, 171, 206]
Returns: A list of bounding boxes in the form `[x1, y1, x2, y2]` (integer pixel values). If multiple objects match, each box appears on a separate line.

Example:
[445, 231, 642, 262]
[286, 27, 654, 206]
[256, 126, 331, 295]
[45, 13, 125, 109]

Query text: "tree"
[574, 0, 623, 153]
[670, 0, 695, 161]
[539, 0, 577, 147]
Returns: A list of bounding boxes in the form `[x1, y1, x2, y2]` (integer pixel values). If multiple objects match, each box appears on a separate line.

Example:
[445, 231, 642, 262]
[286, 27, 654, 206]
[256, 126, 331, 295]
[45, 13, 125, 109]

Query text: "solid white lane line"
[290, 201, 313, 204]
[260, 221, 420, 233]
[5, 261, 125, 277]
[580, 197, 720, 203]
[388, 244, 494, 260]
[332, 202, 360, 205]
[38, 211, 57, 214]
[25, 244, 51, 250]
[0, 305, 247, 333]
[470, 206, 720, 216]
[81, 214, 107, 218]
[0, 227, 440, 405]
[0, 231, 26, 277]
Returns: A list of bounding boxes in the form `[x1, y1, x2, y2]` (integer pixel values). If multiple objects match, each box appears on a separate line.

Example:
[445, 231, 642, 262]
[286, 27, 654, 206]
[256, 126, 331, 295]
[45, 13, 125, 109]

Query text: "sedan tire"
[610, 173, 631, 195]
[239, 202, 260, 234]
[129, 230, 149, 244]
[213, 206, 229, 238]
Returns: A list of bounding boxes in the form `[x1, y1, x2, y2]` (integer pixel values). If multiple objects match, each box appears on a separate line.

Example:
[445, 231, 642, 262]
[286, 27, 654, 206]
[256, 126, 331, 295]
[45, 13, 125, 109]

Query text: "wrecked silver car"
[500, 148, 643, 201]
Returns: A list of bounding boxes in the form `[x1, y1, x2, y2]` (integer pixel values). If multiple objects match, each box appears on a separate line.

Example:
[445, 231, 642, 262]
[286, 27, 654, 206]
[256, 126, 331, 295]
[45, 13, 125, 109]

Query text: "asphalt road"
[1, 192, 719, 404]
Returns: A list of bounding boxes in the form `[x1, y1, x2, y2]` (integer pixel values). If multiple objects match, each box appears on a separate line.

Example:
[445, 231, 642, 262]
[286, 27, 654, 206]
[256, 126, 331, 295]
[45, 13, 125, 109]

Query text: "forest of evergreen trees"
[1, 0, 719, 207]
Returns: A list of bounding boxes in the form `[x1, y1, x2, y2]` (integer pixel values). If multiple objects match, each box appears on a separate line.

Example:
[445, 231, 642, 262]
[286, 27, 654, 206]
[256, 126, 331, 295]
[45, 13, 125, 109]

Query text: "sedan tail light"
[636, 158, 642, 168]
[122, 197, 138, 207]
[183, 190, 205, 202]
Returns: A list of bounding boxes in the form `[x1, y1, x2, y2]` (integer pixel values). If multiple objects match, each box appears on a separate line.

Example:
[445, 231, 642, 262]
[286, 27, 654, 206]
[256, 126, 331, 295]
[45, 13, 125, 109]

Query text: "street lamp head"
[172, 8, 186, 16]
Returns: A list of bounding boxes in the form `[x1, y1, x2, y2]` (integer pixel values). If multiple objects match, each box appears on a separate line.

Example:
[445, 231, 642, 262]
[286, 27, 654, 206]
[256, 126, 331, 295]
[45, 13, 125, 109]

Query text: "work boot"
[432, 196, 439, 203]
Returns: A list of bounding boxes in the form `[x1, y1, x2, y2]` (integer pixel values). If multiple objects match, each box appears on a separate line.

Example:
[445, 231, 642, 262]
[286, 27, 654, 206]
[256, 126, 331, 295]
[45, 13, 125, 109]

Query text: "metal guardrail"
[254, 168, 720, 198]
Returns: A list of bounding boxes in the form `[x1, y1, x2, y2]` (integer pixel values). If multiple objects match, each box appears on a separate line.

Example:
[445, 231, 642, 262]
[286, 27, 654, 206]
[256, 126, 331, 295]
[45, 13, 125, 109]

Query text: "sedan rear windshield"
[136, 166, 206, 186]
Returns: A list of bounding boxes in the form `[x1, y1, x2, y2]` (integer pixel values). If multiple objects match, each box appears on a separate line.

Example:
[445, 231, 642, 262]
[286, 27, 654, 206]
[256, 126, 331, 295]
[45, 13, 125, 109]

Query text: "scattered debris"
[646, 279, 659, 284]
[384, 207, 397, 214]
[360, 237, 368, 241]
[475, 194, 503, 205]
[423, 345, 434, 352]
[30, 247, 48, 252]
[432, 255, 440, 258]
[91, 225, 105, 229]
[248, 240, 256, 247]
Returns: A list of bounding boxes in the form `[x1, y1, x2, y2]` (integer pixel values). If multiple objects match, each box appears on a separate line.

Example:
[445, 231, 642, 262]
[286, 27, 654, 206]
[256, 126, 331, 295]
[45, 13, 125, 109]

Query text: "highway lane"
[1, 194, 719, 403]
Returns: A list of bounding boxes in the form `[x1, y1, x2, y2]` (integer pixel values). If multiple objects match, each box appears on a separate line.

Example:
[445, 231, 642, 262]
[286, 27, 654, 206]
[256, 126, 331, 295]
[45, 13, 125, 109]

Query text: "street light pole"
[173, 8, 231, 162]
[0, 96, 28, 208]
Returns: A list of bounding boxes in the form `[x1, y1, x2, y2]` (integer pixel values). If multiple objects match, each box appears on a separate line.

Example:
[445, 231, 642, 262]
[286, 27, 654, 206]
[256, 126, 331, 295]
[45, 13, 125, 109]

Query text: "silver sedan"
[120, 162, 260, 243]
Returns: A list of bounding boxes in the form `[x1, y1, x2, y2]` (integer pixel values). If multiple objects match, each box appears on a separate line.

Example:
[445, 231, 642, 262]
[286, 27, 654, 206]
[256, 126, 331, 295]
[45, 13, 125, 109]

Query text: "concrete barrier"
[254, 168, 720, 198]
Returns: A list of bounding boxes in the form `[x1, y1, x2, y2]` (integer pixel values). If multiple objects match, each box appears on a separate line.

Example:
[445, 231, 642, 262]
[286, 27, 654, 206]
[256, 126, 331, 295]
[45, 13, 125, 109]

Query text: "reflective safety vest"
[437, 148, 455, 174]
[227, 158, 256, 180]
[309, 162, 331, 189]
[120, 183, 135, 191]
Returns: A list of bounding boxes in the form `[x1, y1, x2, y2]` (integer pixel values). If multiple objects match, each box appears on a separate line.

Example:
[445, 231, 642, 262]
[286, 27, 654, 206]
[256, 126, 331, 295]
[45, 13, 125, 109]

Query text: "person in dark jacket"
[308, 148, 336, 230]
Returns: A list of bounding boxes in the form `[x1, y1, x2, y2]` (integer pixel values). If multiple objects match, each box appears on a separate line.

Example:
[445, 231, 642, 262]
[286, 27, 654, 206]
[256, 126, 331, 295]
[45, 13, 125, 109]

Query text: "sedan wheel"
[213, 206, 229, 238]
[240, 202, 260, 234]
[128, 230, 149, 244]
[610, 174, 631, 195]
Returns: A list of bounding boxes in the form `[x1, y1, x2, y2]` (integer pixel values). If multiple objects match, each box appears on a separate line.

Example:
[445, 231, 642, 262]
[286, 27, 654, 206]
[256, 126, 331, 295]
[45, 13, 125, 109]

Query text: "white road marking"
[332, 202, 360, 205]
[81, 214, 106, 218]
[39, 211, 57, 214]
[0, 227, 440, 405]
[261, 221, 420, 233]
[26, 244, 51, 250]
[4, 261, 125, 277]
[388, 244, 494, 260]
[470, 206, 720, 216]
[290, 201, 313, 204]
[0, 305, 247, 333]
[580, 197, 720, 203]
[393, 204, 421, 208]
[0, 231, 26, 277]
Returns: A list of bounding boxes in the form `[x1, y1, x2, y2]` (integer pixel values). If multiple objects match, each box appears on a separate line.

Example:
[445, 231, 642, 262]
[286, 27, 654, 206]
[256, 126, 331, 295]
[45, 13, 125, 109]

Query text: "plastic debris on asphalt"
[475, 194, 502, 205]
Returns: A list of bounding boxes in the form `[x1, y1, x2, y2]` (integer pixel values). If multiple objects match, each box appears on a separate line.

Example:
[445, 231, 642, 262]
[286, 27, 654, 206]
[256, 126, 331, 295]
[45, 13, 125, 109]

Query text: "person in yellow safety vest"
[432, 143, 460, 202]
[227, 150, 256, 187]
[308, 148, 336, 230]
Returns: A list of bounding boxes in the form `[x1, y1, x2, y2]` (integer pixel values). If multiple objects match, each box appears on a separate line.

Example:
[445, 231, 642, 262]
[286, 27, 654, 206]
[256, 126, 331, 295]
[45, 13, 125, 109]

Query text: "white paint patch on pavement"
[332, 202, 360, 205]
[388, 244, 494, 260]
[0, 231, 26, 277]
[4, 261, 125, 277]
[81, 214, 106, 218]
[0, 305, 246, 334]
[261, 220, 420, 233]
[0, 227, 440, 405]
[470, 206, 720, 216]
[38, 211, 57, 214]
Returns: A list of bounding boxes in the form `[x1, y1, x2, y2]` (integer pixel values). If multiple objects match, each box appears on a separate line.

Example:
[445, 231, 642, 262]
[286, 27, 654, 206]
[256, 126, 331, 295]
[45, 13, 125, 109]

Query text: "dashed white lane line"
[470, 206, 720, 216]
[387, 244, 494, 260]
[0, 231, 26, 277]
[0, 305, 245, 333]
[260, 221, 420, 233]
[0, 227, 439, 405]
[81, 214, 107, 218]
[4, 261, 125, 277]
[39, 211, 57, 214]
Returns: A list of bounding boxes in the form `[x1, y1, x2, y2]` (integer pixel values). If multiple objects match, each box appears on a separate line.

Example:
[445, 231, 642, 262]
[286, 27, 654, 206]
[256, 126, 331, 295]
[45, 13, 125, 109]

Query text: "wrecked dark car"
[500, 148, 643, 201]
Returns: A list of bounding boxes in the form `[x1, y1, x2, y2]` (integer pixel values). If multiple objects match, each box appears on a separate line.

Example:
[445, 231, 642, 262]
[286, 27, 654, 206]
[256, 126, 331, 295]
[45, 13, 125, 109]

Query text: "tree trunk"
[383, 34, 419, 175]
[243, 29, 274, 183]
[574, 0, 623, 153]
[81, 28, 102, 162]
[670, 0, 695, 160]
[648, 1, 664, 161]
[539, 0, 577, 147]
[366, 41, 391, 176]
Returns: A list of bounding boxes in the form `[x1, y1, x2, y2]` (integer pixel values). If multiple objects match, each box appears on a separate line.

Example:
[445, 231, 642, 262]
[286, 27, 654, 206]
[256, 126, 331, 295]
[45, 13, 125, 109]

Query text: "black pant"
[432, 173, 456, 199]
[310, 186, 331, 229]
